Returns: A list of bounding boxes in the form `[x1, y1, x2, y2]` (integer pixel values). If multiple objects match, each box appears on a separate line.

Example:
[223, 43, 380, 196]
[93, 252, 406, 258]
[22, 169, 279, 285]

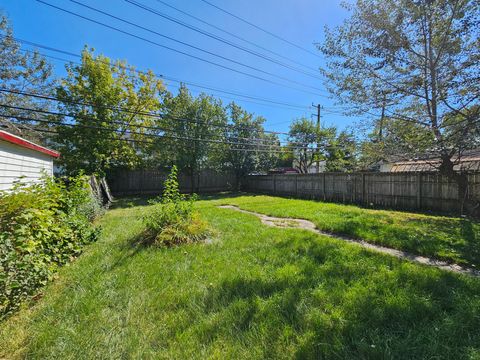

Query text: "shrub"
[143, 166, 210, 246]
[0, 175, 102, 319]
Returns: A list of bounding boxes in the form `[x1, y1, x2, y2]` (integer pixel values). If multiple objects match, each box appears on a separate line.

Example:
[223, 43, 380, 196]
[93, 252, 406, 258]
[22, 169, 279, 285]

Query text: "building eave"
[0, 131, 60, 158]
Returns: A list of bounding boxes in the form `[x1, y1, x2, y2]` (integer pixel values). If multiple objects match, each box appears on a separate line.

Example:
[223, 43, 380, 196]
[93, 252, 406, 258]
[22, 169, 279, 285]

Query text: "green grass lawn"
[1, 195, 480, 359]
[218, 194, 480, 267]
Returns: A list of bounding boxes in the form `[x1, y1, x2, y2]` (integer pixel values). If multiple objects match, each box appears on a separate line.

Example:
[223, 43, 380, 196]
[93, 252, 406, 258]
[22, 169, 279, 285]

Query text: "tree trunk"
[189, 167, 195, 194]
[236, 177, 241, 191]
[195, 171, 200, 193]
[439, 155, 477, 217]
[235, 171, 242, 191]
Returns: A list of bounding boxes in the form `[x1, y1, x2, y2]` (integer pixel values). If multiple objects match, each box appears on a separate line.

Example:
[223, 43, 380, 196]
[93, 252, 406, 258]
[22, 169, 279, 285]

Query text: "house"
[0, 130, 60, 191]
[268, 167, 299, 174]
[291, 160, 327, 174]
[379, 149, 480, 172]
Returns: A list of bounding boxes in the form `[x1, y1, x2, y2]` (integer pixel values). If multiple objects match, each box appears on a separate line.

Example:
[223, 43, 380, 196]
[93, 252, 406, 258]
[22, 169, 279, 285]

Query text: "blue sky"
[2, 0, 356, 135]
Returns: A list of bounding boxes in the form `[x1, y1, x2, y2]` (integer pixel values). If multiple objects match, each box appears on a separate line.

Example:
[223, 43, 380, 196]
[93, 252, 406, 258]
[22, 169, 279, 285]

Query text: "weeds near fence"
[142, 166, 211, 246]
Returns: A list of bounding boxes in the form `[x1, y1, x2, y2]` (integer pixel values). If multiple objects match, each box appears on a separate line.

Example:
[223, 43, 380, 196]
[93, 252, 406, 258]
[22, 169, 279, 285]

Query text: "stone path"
[218, 205, 480, 278]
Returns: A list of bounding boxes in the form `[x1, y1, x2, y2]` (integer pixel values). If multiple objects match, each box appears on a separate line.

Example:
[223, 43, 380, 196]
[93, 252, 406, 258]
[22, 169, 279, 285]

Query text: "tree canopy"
[218, 102, 280, 187]
[288, 118, 336, 173]
[321, 0, 480, 210]
[55, 48, 165, 176]
[321, 0, 479, 172]
[0, 15, 53, 142]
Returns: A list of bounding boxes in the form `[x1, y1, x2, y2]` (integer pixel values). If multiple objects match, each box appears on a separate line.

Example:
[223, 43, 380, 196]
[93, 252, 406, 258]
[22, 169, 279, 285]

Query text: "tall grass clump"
[143, 166, 210, 246]
[0, 175, 103, 319]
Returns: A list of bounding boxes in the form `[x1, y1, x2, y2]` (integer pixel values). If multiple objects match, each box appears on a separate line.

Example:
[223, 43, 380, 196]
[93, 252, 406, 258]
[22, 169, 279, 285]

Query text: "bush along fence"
[107, 169, 236, 196]
[242, 172, 480, 215]
[0, 175, 104, 320]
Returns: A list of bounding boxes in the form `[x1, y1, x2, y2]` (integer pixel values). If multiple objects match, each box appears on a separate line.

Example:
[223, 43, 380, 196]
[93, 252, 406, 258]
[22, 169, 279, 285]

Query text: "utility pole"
[378, 92, 386, 141]
[316, 103, 321, 130]
[312, 103, 322, 173]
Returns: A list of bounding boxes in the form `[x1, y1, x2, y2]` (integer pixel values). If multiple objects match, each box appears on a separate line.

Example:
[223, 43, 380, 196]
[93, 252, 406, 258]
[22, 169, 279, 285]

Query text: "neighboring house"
[268, 167, 299, 174]
[292, 160, 326, 174]
[379, 149, 480, 172]
[0, 130, 60, 191]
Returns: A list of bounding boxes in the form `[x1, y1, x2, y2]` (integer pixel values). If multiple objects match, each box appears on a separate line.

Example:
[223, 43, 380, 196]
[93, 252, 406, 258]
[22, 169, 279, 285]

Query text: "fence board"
[243, 172, 480, 214]
[108, 169, 236, 195]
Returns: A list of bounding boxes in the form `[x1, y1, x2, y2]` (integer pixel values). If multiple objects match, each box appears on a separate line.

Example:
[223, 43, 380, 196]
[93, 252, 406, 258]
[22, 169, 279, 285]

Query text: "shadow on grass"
[197, 192, 254, 201]
[109, 196, 154, 209]
[397, 217, 480, 266]
[110, 192, 252, 210]
[105, 232, 147, 272]
[198, 232, 480, 359]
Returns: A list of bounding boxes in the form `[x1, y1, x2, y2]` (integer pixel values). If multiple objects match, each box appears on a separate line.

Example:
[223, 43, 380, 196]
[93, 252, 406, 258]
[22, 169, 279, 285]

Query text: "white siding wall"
[379, 162, 394, 172]
[0, 140, 54, 191]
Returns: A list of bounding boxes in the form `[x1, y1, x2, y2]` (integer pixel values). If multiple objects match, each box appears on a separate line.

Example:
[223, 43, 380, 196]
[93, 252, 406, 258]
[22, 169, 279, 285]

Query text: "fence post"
[353, 175, 356, 203]
[416, 173, 422, 209]
[362, 173, 366, 204]
[295, 174, 298, 197]
[273, 174, 276, 194]
[323, 173, 326, 200]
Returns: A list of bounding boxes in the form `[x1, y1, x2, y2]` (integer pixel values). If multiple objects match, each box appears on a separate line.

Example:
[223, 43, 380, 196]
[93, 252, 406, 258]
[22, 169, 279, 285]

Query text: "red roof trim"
[0, 131, 60, 158]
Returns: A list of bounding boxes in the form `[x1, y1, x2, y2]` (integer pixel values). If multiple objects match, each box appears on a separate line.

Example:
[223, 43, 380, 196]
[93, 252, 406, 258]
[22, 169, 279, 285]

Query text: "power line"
[36, 0, 326, 97]
[5, 117, 293, 154]
[165, 82, 311, 112]
[123, 0, 324, 80]
[152, 0, 318, 72]
[1, 113, 316, 154]
[11, 37, 312, 112]
[20, 48, 310, 112]
[2, 103, 336, 151]
[198, 0, 322, 59]
[2, 107, 337, 152]
[15, 41, 435, 130]
[1, 102, 303, 148]
[0, 88, 292, 136]
[0, 110, 287, 149]
[72, 0, 325, 90]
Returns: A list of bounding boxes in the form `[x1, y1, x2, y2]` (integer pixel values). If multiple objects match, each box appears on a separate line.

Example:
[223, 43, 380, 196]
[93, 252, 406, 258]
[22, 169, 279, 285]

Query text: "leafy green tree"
[55, 48, 164, 176]
[321, 0, 480, 211]
[0, 14, 53, 142]
[219, 102, 279, 188]
[161, 85, 227, 192]
[276, 145, 295, 168]
[326, 130, 358, 172]
[359, 116, 435, 170]
[288, 118, 318, 173]
[257, 132, 283, 173]
[289, 118, 335, 173]
[442, 106, 480, 152]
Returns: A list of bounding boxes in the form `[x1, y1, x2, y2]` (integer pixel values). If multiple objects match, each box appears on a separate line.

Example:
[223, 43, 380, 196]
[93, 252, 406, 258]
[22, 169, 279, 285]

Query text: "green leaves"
[321, 0, 480, 168]
[161, 165, 184, 204]
[288, 118, 337, 173]
[143, 166, 209, 246]
[0, 176, 102, 319]
[0, 14, 53, 142]
[219, 102, 279, 186]
[55, 48, 165, 176]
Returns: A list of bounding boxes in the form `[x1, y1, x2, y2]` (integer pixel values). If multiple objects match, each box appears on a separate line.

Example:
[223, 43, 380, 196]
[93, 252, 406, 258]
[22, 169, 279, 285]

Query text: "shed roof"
[0, 130, 60, 158]
[389, 150, 480, 172]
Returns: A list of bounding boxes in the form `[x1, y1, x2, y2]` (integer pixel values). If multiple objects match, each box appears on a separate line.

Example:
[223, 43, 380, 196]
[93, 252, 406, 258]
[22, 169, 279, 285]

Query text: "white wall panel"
[0, 140, 54, 191]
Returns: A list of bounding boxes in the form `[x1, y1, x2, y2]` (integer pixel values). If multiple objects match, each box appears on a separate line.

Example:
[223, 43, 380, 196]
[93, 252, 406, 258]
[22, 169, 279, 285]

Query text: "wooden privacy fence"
[108, 169, 236, 195]
[243, 172, 480, 213]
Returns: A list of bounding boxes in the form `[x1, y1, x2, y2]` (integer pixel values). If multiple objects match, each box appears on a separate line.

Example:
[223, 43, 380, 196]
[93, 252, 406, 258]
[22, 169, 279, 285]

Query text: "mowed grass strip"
[1, 196, 479, 359]
[217, 194, 480, 267]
